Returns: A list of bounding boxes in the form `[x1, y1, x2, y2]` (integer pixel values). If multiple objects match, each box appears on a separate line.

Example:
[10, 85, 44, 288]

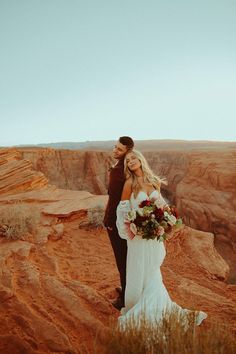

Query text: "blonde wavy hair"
[124, 149, 167, 197]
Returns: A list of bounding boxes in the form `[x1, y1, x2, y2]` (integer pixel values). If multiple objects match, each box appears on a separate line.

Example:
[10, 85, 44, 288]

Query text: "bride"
[116, 149, 207, 328]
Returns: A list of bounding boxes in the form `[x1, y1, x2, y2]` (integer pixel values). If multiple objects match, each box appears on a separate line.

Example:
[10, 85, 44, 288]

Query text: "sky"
[0, 0, 236, 146]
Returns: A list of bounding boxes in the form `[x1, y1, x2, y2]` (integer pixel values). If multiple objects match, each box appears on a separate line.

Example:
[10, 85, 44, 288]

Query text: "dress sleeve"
[116, 200, 131, 240]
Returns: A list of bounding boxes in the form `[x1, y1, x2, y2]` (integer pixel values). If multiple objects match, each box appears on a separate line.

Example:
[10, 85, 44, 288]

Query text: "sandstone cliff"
[18, 146, 236, 283]
[0, 148, 48, 196]
[0, 189, 235, 353]
[0, 149, 235, 352]
[144, 150, 236, 283]
[19, 147, 113, 194]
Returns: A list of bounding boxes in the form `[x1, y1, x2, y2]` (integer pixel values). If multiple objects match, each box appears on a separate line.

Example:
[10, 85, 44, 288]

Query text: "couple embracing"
[103, 136, 207, 328]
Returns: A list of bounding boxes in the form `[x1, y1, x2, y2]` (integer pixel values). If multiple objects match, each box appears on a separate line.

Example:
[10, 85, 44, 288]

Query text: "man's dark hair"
[119, 136, 134, 150]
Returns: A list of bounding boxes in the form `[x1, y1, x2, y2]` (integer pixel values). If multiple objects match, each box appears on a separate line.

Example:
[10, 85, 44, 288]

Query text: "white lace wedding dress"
[116, 190, 207, 328]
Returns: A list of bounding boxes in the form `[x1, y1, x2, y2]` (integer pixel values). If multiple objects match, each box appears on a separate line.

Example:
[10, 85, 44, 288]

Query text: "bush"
[79, 206, 105, 230]
[0, 202, 40, 240]
[95, 310, 235, 354]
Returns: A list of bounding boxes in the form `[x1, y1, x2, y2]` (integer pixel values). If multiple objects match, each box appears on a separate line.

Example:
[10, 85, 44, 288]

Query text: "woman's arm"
[116, 178, 133, 240]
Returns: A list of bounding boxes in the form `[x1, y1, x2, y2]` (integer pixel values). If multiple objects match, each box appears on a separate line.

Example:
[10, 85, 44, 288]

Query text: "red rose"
[139, 199, 151, 208]
[154, 207, 164, 220]
[135, 213, 147, 227]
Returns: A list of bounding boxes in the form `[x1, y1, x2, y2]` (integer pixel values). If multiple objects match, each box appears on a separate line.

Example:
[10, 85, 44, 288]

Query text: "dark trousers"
[107, 225, 127, 302]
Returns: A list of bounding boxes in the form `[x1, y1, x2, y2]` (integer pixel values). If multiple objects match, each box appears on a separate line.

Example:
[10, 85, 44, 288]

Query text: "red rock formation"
[0, 189, 112, 353]
[0, 196, 235, 352]
[0, 149, 235, 352]
[174, 151, 236, 282]
[16, 146, 236, 282]
[0, 148, 48, 196]
[144, 150, 236, 282]
[19, 147, 113, 194]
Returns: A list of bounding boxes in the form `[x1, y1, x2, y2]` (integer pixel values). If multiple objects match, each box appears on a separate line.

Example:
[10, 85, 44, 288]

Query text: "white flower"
[167, 214, 177, 226]
[130, 222, 137, 235]
[125, 210, 136, 222]
[137, 208, 144, 217]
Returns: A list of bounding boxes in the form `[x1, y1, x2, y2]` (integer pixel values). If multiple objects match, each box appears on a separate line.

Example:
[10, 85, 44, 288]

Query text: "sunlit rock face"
[0, 148, 235, 352]
[0, 148, 48, 196]
[144, 150, 236, 283]
[17, 144, 236, 282]
[20, 147, 113, 194]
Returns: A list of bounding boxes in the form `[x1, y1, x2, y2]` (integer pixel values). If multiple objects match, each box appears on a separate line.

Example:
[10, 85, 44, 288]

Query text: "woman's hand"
[163, 205, 171, 212]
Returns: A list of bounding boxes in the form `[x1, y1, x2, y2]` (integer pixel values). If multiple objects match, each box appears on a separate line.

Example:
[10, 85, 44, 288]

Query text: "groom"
[104, 136, 134, 310]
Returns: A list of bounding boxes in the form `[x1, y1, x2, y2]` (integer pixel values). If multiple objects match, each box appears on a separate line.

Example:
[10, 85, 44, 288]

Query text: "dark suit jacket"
[103, 157, 125, 228]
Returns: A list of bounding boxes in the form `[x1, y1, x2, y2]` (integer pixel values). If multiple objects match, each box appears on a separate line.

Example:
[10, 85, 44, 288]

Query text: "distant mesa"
[2, 138, 235, 151]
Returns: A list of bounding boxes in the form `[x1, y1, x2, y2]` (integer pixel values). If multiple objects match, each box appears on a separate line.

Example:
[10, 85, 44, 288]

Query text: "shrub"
[0, 202, 40, 240]
[79, 205, 105, 230]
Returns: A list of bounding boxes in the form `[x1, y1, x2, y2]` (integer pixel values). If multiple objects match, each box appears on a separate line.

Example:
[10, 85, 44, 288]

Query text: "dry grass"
[0, 202, 40, 240]
[79, 206, 105, 230]
[93, 310, 235, 354]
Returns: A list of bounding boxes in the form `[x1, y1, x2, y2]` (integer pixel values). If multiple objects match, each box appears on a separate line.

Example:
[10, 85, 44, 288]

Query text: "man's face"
[112, 141, 128, 160]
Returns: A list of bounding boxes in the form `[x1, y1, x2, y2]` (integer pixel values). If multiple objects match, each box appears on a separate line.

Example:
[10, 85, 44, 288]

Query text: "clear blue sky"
[1, 0, 235, 146]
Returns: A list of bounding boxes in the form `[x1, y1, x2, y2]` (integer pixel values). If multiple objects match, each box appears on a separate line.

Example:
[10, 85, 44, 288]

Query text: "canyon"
[0, 146, 235, 353]
[18, 143, 236, 282]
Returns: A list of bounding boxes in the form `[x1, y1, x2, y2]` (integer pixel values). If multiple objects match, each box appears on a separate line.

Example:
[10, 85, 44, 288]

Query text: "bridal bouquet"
[125, 199, 183, 241]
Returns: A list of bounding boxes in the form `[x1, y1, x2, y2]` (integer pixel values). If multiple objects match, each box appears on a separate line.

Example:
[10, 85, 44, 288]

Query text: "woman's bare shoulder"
[124, 177, 132, 186]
